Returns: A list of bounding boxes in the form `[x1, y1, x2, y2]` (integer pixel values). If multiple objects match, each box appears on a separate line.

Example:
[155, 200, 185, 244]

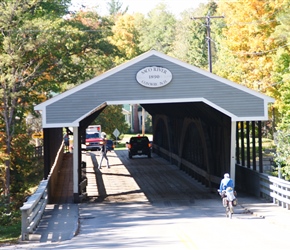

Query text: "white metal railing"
[260, 173, 290, 209]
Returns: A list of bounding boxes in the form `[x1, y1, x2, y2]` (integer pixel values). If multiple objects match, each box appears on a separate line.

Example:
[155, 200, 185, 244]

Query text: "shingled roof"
[35, 50, 274, 128]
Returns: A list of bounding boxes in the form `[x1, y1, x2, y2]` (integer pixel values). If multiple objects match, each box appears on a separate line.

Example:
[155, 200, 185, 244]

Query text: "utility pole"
[191, 12, 224, 73]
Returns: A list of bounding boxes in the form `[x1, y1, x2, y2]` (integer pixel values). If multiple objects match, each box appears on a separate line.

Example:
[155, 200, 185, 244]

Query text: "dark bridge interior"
[142, 102, 231, 187]
[43, 101, 265, 203]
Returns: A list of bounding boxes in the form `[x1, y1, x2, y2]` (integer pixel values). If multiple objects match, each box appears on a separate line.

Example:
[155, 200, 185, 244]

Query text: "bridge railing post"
[21, 209, 30, 241]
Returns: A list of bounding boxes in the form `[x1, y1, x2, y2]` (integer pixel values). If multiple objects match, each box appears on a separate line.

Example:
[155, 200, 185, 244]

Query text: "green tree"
[94, 105, 129, 139]
[70, 10, 119, 76]
[107, 0, 128, 15]
[274, 129, 290, 180]
[137, 3, 176, 54]
[271, 7, 290, 129]
[0, 0, 71, 197]
[0, 0, 118, 197]
[270, 5, 290, 179]
[172, 1, 218, 69]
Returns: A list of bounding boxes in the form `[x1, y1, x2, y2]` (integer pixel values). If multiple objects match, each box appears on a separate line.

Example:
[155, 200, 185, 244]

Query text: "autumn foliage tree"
[0, 0, 118, 198]
[0, 0, 70, 197]
[108, 13, 143, 64]
[213, 0, 290, 178]
[214, 0, 283, 91]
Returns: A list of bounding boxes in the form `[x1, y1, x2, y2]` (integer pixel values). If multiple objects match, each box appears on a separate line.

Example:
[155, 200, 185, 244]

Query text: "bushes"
[0, 195, 21, 226]
[0, 194, 22, 243]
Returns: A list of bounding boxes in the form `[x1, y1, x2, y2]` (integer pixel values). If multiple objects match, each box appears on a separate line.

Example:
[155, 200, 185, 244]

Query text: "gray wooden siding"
[46, 55, 265, 124]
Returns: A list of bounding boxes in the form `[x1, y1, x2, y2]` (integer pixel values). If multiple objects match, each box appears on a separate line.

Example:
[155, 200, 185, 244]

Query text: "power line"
[191, 13, 224, 73]
[209, 37, 290, 56]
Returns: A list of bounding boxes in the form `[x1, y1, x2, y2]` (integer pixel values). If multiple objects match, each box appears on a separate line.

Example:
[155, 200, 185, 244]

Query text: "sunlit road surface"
[69, 202, 290, 250]
[9, 202, 290, 250]
[5, 150, 290, 250]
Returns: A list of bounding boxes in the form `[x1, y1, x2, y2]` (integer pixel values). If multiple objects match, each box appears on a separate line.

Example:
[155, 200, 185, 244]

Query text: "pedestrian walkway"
[50, 152, 74, 204]
[28, 203, 79, 242]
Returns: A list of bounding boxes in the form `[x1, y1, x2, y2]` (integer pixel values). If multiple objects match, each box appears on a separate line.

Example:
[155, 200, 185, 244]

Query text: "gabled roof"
[35, 50, 274, 128]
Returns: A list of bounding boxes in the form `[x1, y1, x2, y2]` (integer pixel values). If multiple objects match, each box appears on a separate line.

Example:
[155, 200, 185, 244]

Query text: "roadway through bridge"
[10, 150, 290, 249]
[85, 150, 213, 205]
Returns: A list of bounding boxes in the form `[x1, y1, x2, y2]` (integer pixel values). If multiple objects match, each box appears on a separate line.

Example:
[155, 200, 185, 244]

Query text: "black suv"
[127, 136, 152, 159]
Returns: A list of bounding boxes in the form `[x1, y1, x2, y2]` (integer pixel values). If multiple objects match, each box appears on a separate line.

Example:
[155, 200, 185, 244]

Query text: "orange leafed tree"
[215, 0, 286, 96]
[108, 13, 143, 64]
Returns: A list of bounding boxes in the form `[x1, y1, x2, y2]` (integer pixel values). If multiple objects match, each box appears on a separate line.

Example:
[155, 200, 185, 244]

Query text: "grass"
[0, 221, 21, 244]
[0, 158, 43, 245]
[114, 142, 126, 150]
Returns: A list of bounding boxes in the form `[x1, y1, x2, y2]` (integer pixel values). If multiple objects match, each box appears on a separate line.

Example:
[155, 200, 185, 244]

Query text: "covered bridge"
[35, 50, 274, 202]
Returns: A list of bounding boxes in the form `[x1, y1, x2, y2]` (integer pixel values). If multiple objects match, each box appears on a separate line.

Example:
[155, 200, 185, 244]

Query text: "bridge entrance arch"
[35, 50, 274, 202]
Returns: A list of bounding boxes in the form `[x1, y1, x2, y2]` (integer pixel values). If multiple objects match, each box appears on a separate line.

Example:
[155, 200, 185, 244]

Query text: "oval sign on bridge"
[136, 66, 172, 88]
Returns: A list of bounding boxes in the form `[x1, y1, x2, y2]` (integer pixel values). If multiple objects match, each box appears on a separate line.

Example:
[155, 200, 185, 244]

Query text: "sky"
[70, 0, 209, 17]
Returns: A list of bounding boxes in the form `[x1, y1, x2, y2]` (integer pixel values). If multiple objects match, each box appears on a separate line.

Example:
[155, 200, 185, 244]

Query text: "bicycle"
[218, 188, 237, 219]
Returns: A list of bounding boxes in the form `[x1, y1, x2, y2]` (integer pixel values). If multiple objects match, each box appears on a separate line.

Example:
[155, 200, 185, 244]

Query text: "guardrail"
[260, 174, 290, 209]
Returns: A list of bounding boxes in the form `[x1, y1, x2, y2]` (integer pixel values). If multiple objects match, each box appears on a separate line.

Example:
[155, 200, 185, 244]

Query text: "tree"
[214, 0, 283, 92]
[70, 10, 119, 76]
[274, 129, 290, 180]
[137, 3, 176, 54]
[94, 105, 129, 139]
[108, 13, 143, 64]
[212, 0, 288, 139]
[271, 7, 290, 129]
[107, 0, 128, 16]
[0, 0, 71, 197]
[172, 1, 218, 69]
[270, 5, 290, 179]
[0, 0, 118, 197]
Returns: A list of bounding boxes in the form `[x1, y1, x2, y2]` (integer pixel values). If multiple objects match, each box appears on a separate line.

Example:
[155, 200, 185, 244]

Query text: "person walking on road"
[99, 132, 110, 169]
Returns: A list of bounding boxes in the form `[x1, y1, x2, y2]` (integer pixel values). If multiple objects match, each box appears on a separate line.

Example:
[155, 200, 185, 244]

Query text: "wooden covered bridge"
[34, 50, 274, 203]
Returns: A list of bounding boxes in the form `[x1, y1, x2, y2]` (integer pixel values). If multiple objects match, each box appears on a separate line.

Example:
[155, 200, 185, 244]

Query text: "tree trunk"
[4, 159, 10, 197]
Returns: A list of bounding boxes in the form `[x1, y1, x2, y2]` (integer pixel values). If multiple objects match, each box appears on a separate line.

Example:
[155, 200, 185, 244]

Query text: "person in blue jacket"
[219, 173, 234, 192]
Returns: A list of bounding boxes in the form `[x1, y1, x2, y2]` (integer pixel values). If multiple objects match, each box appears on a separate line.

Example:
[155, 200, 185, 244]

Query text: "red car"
[85, 131, 103, 151]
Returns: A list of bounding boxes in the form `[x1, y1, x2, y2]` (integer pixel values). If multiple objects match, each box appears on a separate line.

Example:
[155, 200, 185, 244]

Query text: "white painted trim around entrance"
[73, 127, 79, 196]
[230, 121, 236, 187]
